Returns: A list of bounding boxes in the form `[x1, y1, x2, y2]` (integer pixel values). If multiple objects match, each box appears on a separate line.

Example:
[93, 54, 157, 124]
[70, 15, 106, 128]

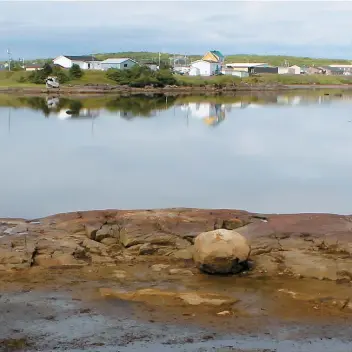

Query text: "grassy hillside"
[68, 70, 116, 85]
[242, 74, 352, 85]
[94, 51, 201, 65]
[94, 52, 351, 67]
[224, 54, 351, 67]
[3, 52, 350, 68]
[0, 71, 35, 87]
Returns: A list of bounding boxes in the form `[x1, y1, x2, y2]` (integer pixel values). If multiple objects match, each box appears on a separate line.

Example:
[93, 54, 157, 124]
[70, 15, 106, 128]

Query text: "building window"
[124, 64, 128, 67]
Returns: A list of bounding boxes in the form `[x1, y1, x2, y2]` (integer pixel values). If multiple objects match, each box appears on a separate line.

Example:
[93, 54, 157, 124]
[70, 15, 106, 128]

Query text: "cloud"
[1, 1, 352, 59]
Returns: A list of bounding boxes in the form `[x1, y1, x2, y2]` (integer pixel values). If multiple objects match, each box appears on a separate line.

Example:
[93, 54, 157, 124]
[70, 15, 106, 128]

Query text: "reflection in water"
[180, 103, 226, 126]
[3, 91, 352, 217]
[8, 91, 352, 121]
[105, 94, 177, 118]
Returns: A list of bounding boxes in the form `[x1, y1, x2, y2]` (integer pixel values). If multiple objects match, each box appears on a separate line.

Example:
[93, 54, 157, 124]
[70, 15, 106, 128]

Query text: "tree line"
[20, 63, 177, 88]
[24, 63, 83, 84]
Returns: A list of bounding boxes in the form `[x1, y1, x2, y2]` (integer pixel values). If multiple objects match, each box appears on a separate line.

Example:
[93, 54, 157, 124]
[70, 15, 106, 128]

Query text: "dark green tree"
[155, 69, 177, 86]
[42, 63, 53, 76]
[28, 64, 69, 84]
[69, 64, 84, 79]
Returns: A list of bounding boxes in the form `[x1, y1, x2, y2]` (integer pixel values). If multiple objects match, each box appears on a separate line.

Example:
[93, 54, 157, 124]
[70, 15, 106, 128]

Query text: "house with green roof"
[202, 50, 225, 64]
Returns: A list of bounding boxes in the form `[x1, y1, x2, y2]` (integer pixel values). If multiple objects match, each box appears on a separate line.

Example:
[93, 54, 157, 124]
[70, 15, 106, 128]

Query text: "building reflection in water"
[180, 102, 226, 127]
[44, 97, 100, 120]
[57, 108, 100, 120]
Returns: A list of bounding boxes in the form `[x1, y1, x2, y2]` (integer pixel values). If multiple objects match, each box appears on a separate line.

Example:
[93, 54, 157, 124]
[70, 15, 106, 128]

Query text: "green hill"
[2, 52, 350, 67]
[94, 52, 351, 67]
[223, 54, 351, 67]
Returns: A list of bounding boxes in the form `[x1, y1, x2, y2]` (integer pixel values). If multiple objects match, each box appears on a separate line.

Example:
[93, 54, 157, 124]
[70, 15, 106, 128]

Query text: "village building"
[189, 60, 221, 76]
[189, 50, 224, 77]
[225, 63, 269, 70]
[221, 68, 249, 78]
[25, 64, 43, 72]
[53, 55, 101, 70]
[143, 62, 159, 71]
[278, 65, 302, 75]
[173, 66, 190, 74]
[100, 58, 138, 71]
[329, 64, 352, 75]
[202, 50, 225, 64]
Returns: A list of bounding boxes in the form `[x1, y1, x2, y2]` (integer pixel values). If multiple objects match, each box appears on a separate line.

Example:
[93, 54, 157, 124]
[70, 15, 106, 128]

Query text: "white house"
[53, 55, 101, 70]
[100, 58, 137, 71]
[189, 60, 220, 76]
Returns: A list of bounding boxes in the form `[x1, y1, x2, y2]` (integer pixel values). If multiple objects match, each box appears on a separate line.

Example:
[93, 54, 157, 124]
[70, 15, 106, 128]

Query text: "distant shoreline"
[1, 83, 352, 96]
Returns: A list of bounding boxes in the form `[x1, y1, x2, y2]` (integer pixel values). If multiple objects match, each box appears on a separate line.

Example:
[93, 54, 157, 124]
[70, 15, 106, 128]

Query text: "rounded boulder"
[193, 229, 251, 274]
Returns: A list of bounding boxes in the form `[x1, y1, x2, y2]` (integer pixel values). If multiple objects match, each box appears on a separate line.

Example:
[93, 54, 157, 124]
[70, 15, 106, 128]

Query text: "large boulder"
[193, 229, 250, 274]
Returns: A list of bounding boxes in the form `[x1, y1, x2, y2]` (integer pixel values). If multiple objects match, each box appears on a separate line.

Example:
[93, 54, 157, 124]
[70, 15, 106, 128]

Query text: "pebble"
[113, 270, 127, 279]
[151, 264, 170, 272]
[217, 310, 231, 316]
[169, 268, 194, 276]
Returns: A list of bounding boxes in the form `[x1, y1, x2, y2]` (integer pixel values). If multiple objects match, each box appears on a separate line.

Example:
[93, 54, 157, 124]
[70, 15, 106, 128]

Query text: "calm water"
[1, 91, 352, 218]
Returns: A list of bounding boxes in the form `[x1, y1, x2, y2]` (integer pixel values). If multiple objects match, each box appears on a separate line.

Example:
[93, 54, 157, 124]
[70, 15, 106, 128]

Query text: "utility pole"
[7, 48, 11, 71]
[158, 52, 161, 68]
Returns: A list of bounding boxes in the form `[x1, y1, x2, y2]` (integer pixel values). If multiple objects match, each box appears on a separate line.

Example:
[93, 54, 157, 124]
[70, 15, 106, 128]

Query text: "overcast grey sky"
[1, 1, 352, 60]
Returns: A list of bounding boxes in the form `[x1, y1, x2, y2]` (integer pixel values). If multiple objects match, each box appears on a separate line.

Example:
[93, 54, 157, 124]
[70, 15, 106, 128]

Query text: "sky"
[1, 0, 352, 60]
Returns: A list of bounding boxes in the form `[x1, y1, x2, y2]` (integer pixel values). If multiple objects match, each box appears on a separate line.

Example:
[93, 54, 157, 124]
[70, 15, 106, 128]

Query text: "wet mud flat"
[1, 266, 352, 352]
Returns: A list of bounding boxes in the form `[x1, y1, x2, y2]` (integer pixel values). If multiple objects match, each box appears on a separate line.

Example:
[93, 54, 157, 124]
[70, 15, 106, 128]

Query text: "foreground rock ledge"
[1, 208, 352, 282]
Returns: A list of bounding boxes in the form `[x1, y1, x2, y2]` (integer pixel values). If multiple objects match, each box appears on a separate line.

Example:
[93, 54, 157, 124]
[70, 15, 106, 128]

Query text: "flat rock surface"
[1, 208, 351, 282]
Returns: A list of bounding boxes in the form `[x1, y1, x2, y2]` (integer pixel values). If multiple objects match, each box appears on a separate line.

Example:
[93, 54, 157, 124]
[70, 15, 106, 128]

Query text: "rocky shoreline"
[1, 208, 352, 281]
[1, 208, 352, 350]
[1, 83, 352, 95]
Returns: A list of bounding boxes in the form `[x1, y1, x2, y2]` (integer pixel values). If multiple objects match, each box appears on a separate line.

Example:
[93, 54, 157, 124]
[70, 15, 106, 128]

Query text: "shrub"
[106, 65, 176, 87]
[155, 69, 177, 86]
[17, 76, 27, 83]
[52, 66, 69, 83]
[28, 70, 47, 84]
